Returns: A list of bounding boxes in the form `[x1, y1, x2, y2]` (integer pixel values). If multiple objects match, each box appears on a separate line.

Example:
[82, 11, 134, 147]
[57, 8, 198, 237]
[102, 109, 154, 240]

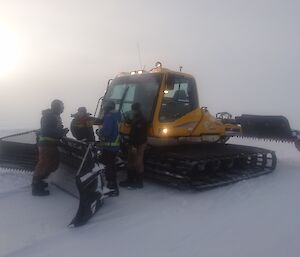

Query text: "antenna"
[137, 42, 143, 70]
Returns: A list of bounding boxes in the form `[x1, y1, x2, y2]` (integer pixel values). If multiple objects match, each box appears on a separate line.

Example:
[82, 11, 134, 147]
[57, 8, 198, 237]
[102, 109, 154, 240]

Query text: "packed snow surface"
[0, 130, 300, 257]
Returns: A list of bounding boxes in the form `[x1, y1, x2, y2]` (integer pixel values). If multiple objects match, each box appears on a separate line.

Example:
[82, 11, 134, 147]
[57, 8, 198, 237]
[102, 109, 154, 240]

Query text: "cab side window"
[159, 75, 198, 122]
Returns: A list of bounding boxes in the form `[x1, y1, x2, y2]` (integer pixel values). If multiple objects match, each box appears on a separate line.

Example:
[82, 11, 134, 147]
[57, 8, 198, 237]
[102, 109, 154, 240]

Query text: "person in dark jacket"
[120, 102, 147, 189]
[99, 101, 121, 196]
[70, 107, 101, 142]
[32, 99, 68, 196]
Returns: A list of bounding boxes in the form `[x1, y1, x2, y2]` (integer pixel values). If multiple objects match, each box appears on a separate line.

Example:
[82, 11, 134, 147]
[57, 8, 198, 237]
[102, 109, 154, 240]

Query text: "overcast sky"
[0, 0, 299, 130]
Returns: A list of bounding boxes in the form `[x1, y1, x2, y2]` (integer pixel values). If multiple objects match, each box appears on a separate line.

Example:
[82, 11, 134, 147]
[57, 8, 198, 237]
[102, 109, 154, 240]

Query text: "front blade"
[70, 168, 104, 227]
[56, 138, 105, 227]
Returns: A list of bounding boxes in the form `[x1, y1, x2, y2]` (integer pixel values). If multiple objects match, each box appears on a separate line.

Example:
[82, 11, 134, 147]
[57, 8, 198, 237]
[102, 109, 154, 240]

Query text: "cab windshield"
[103, 73, 162, 122]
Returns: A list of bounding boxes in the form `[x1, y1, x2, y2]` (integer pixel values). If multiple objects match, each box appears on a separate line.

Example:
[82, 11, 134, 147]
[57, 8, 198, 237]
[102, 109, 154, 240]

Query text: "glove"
[131, 146, 137, 154]
[63, 128, 69, 136]
[96, 128, 105, 141]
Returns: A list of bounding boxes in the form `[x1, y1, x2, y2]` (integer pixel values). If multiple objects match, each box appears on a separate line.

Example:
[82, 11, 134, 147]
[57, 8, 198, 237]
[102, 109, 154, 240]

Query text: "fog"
[0, 0, 299, 130]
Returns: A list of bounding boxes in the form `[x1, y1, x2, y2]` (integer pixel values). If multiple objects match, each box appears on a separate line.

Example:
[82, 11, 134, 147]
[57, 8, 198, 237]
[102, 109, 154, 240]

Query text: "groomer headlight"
[162, 128, 168, 134]
[130, 71, 136, 75]
[137, 70, 143, 74]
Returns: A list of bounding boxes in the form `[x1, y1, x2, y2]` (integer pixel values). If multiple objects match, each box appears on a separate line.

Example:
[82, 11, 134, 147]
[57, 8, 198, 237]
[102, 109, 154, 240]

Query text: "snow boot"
[40, 180, 48, 188]
[32, 180, 50, 196]
[127, 173, 144, 189]
[134, 173, 144, 189]
[119, 169, 135, 188]
[295, 139, 300, 152]
[107, 182, 119, 197]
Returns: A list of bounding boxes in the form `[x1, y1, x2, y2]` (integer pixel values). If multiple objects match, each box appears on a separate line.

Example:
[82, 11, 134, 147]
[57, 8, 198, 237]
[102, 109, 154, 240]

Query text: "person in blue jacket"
[99, 101, 121, 196]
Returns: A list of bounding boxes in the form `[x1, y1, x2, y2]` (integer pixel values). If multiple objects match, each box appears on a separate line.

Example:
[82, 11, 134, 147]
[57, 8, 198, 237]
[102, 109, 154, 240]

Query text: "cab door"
[152, 73, 203, 138]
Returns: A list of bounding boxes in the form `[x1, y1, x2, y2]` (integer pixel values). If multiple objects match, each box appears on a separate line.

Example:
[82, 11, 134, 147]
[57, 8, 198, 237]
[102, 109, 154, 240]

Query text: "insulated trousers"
[102, 150, 117, 186]
[33, 144, 60, 183]
[127, 144, 146, 174]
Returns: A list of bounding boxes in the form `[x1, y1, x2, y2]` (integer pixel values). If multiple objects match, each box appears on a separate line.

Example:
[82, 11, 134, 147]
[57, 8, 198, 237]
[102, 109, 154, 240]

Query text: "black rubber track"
[0, 137, 277, 192]
[144, 143, 277, 190]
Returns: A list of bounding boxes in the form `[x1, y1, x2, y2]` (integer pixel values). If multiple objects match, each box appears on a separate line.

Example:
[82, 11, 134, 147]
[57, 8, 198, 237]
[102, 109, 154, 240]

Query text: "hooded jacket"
[129, 112, 147, 146]
[38, 109, 64, 144]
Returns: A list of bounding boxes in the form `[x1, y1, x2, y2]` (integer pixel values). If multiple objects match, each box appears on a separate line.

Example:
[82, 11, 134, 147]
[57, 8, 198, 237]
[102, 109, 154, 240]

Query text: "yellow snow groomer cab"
[102, 62, 240, 146]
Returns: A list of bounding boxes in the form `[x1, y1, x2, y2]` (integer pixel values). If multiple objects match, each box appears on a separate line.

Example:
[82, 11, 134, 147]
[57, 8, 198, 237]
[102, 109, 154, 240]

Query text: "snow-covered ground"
[1, 130, 300, 257]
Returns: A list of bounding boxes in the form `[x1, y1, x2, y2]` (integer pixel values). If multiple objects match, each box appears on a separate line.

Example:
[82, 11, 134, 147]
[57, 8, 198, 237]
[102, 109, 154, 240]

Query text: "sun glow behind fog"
[0, 26, 19, 78]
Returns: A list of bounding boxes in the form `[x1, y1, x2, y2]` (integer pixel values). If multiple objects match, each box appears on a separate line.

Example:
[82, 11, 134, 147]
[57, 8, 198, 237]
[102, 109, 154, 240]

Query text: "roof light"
[116, 72, 131, 78]
[164, 90, 169, 94]
[130, 71, 136, 75]
[155, 61, 162, 68]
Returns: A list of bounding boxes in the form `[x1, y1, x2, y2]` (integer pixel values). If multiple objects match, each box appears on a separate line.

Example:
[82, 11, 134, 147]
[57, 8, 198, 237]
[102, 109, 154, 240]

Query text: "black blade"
[69, 173, 104, 227]
[58, 138, 104, 227]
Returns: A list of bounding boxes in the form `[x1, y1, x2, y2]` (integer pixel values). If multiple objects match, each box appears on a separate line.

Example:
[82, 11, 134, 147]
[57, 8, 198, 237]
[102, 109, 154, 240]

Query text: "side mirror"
[107, 79, 112, 89]
[94, 96, 104, 117]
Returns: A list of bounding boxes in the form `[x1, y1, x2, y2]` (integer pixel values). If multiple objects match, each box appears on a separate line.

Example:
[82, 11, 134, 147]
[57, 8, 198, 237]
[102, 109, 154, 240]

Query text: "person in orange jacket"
[70, 107, 101, 142]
